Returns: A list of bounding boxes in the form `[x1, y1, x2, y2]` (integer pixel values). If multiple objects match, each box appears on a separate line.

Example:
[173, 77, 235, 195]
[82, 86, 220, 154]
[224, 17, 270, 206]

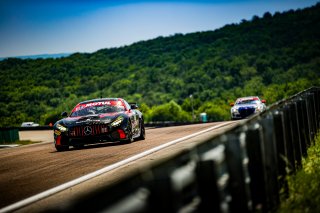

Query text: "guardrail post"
[149, 171, 173, 212]
[223, 133, 252, 213]
[296, 99, 308, 157]
[245, 123, 267, 212]
[306, 92, 316, 143]
[259, 115, 280, 211]
[56, 174, 150, 213]
[273, 110, 289, 198]
[311, 89, 320, 128]
[196, 143, 230, 213]
[303, 94, 313, 147]
[282, 105, 296, 173]
[149, 151, 199, 213]
[289, 102, 302, 169]
[310, 92, 318, 137]
[315, 88, 320, 124]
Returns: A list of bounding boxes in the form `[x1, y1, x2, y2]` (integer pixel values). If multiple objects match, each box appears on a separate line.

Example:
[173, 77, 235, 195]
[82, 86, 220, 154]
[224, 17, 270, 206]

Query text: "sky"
[0, 0, 319, 58]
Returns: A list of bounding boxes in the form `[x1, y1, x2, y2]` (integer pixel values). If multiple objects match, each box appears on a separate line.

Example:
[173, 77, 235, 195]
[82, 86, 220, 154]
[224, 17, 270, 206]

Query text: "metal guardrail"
[0, 128, 19, 143]
[35, 87, 320, 212]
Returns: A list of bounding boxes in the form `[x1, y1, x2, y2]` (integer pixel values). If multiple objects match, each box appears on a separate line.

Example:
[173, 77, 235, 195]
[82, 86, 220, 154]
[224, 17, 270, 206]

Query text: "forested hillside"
[1, 3, 320, 126]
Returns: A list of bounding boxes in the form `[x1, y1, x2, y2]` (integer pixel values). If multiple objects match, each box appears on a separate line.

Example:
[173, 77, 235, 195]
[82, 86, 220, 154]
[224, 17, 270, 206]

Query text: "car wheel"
[137, 119, 145, 140]
[55, 145, 69, 152]
[123, 121, 134, 144]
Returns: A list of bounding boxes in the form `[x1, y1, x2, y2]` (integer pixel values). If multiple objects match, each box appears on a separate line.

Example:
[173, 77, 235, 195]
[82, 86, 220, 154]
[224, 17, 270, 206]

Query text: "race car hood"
[60, 112, 122, 126]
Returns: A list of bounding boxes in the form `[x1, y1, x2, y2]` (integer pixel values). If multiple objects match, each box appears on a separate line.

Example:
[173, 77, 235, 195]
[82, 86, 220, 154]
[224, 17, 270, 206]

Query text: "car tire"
[123, 120, 134, 144]
[137, 119, 145, 141]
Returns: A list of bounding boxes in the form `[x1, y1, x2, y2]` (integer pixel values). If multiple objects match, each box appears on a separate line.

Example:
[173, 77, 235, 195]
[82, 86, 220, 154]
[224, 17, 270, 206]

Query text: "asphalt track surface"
[0, 121, 238, 211]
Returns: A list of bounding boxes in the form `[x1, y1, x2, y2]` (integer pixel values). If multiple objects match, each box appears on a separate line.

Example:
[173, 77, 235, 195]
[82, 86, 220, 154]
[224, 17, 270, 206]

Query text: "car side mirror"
[61, 111, 68, 117]
[261, 100, 266, 103]
[230, 102, 235, 106]
[130, 104, 138, 110]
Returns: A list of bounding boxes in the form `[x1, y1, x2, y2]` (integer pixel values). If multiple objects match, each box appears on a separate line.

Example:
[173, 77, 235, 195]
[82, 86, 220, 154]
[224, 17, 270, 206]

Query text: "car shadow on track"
[51, 140, 136, 153]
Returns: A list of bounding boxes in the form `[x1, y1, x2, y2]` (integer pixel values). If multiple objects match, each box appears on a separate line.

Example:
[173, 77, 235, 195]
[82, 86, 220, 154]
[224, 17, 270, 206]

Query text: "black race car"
[53, 98, 145, 151]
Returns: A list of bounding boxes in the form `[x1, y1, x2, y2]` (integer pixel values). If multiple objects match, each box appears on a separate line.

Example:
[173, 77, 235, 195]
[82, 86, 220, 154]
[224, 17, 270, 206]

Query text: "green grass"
[0, 140, 41, 146]
[277, 133, 320, 213]
[15, 140, 41, 145]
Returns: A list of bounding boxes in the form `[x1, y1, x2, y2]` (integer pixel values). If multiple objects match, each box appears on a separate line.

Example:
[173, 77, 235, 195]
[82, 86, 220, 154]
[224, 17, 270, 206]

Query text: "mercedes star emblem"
[84, 126, 92, 135]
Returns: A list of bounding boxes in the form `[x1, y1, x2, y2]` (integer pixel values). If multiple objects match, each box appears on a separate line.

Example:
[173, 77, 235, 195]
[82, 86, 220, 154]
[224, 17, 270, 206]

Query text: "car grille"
[238, 107, 255, 117]
[69, 124, 109, 137]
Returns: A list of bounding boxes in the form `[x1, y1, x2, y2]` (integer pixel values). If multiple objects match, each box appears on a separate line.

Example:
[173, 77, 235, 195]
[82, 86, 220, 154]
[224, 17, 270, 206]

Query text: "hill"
[0, 53, 72, 61]
[0, 3, 320, 126]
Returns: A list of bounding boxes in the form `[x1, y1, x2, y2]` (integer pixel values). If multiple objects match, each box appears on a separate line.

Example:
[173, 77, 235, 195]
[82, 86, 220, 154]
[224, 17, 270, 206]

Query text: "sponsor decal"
[84, 101, 111, 108]
[72, 101, 124, 112]
[76, 119, 102, 124]
[238, 97, 259, 102]
[75, 119, 111, 125]
[54, 130, 61, 135]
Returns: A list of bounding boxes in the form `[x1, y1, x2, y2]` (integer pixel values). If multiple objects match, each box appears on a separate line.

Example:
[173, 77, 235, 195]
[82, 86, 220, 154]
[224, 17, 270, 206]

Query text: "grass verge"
[277, 133, 320, 212]
[0, 140, 41, 146]
[15, 140, 42, 145]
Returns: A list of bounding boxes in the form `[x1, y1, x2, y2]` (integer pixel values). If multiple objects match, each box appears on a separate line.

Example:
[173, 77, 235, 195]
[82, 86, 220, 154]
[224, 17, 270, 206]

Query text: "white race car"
[230, 96, 266, 120]
[21, 122, 40, 127]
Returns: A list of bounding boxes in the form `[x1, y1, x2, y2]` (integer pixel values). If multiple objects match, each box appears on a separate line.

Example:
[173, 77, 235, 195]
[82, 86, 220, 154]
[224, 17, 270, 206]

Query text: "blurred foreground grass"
[277, 133, 320, 212]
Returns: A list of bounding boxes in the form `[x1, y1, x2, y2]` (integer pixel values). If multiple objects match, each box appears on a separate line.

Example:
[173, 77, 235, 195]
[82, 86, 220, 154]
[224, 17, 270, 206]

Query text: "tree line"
[0, 3, 319, 126]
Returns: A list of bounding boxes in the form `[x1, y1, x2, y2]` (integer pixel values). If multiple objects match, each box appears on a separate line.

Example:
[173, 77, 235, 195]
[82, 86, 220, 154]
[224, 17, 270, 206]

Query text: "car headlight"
[111, 116, 124, 127]
[255, 105, 263, 112]
[56, 123, 68, 132]
[231, 107, 238, 113]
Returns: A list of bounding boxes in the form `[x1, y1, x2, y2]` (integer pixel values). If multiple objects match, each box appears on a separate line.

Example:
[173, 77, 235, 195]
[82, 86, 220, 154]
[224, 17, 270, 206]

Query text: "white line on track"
[0, 122, 232, 213]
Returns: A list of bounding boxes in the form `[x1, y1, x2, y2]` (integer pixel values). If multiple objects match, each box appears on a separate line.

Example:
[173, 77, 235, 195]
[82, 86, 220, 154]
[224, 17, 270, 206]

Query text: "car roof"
[79, 98, 122, 104]
[236, 96, 260, 101]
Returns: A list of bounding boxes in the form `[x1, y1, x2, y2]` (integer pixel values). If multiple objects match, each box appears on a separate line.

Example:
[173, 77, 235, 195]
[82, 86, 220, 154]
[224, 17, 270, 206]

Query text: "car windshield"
[70, 100, 125, 117]
[236, 100, 259, 105]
